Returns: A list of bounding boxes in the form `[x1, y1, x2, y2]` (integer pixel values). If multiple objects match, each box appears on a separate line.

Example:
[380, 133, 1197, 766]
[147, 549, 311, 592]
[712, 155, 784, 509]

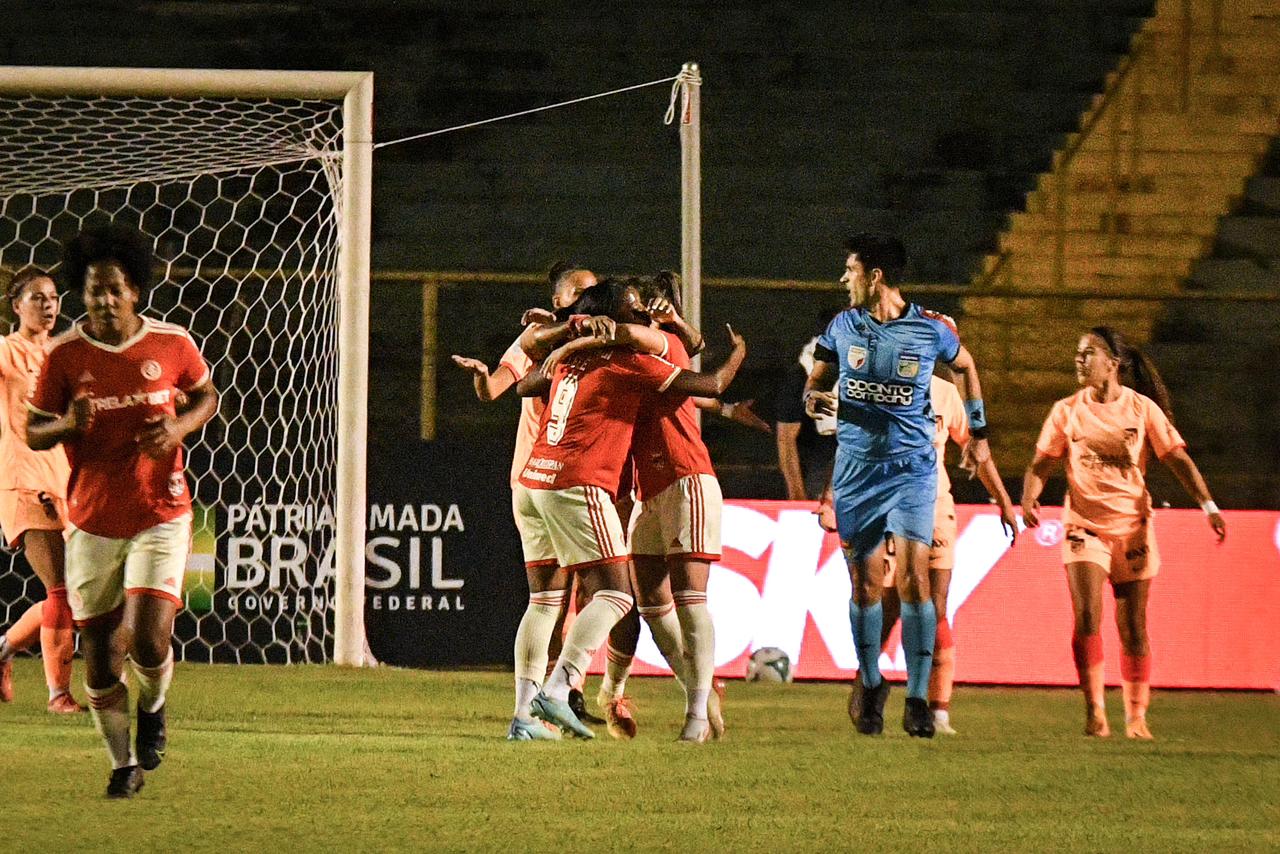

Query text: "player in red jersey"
[1022, 327, 1223, 739]
[27, 223, 218, 798]
[509, 278, 746, 740]
[0, 268, 83, 713]
[536, 274, 764, 741]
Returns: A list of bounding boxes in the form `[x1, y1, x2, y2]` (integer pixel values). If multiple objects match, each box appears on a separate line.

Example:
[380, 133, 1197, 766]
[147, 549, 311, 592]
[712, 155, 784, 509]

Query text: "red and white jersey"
[632, 331, 715, 500]
[519, 347, 681, 498]
[29, 317, 211, 539]
[0, 332, 70, 495]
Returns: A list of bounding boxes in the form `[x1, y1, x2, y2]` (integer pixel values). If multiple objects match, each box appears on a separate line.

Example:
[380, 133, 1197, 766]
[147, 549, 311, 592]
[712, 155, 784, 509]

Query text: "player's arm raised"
[450, 356, 518, 402]
[137, 379, 219, 459]
[665, 324, 746, 398]
[519, 314, 615, 362]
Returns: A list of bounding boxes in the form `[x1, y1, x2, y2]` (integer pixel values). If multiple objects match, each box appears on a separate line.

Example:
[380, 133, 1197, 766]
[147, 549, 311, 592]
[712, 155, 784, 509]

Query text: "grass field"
[2, 659, 1277, 852]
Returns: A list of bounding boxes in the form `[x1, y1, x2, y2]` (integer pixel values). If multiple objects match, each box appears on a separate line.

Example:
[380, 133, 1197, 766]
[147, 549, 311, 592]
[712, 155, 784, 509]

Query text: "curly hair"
[61, 221, 154, 299]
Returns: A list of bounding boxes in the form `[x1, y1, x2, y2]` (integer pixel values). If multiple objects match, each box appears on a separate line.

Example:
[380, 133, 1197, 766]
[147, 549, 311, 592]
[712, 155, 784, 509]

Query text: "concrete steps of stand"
[1008, 210, 1224, 235]
[999, 229, 1212, 257]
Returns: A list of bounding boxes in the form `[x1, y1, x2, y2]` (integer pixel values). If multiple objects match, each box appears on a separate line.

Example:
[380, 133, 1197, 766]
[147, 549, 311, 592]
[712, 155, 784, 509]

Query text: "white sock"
[513, 590, 566, 718]
[675, 590, 715, 720]
[545, 591, 633, 702]
[600, 644, 632, 700]
[638, 602, 688, 688]
[86, 681, 135, 769]
[131, 649, 174, 714]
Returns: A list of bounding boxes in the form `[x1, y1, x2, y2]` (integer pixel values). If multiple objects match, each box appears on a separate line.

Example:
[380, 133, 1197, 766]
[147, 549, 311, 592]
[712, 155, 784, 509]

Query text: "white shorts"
[65, 513, 192, 625]
[513, 484, 629, 572]
[629, 474, 722, 560]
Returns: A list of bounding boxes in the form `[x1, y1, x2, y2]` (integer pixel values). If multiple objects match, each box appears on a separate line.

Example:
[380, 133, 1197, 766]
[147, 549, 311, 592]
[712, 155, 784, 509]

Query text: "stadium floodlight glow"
[0, 66, 372, 666]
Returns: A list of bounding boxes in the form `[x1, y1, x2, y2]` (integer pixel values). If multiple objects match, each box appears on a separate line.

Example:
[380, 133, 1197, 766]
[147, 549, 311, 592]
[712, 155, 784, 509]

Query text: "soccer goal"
[0, 67, 372, 665]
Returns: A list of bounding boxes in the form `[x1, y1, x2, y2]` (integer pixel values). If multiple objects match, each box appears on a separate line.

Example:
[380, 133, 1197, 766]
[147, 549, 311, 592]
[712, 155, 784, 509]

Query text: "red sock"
[1070, 632, 1103, 670]
[1071, 632, 1105, 708]
[1120, 653, 1151, 683]
[40, 587, 74, 694]
[4, 601, 43, 652]
[934, 616, 954, 652]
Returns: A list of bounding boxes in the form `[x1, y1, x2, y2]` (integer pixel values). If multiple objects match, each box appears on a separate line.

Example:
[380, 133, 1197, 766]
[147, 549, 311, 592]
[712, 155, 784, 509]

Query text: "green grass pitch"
[2, 659, 1277, 852]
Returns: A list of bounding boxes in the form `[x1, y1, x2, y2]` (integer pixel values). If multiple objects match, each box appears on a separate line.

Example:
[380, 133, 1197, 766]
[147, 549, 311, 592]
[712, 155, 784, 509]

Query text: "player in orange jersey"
[28, 222, 218, 797]
[510, 278, 746, 740]
[1022, 326, 1224, 739]
[450, 262, 612, 728]
[0, 268, 82, 714]
[825, 373, 1017, 734]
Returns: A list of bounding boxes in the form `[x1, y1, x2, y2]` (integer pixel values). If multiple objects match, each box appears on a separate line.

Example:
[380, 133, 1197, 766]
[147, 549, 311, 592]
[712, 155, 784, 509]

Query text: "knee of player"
[130, 634, 172, 669]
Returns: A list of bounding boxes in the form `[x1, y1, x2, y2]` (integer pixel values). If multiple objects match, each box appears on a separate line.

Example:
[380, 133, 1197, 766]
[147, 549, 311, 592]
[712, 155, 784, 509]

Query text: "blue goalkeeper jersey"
[815, 303, 961, 462]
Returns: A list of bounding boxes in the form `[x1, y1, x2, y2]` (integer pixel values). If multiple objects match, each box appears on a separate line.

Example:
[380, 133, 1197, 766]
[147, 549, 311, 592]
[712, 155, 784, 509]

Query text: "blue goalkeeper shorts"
[832, 446, 938, 561]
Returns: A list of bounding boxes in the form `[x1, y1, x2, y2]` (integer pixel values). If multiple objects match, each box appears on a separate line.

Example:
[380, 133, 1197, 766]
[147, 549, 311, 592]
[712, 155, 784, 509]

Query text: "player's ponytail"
[1090, 325, 1174, 419]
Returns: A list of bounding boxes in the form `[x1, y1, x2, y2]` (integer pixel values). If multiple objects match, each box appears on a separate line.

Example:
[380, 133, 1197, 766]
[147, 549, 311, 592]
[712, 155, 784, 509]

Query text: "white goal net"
[0, 68, 371, 664]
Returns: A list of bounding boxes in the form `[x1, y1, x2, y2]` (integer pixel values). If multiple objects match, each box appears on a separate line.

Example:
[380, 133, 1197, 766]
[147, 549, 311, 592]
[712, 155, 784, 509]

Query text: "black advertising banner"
[363, 438, 528, 667]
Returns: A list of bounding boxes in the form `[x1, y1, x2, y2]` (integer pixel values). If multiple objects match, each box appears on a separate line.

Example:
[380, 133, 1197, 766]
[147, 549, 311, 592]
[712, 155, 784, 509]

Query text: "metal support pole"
[678, 62, 702, 371]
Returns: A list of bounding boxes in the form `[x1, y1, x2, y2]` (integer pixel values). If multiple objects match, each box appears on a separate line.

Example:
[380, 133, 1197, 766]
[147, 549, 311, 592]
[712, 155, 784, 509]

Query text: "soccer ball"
[746, 647, 792, 683]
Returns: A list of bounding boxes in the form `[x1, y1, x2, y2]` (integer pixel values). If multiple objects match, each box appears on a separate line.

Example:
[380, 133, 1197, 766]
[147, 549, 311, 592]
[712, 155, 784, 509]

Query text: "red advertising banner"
[597, 504, 1280, 689]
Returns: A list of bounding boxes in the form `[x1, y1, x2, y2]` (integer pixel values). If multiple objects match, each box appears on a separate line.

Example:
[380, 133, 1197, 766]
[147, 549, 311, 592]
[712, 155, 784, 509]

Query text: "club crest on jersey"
[847, 345, 867, 370]
[168, 473, 185, 497]
[141, 359, 162, 381]
[897, 354, 920, 378]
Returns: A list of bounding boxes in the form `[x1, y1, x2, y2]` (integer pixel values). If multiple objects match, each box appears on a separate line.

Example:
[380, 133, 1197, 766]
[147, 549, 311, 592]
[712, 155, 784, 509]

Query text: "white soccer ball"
[746, 646, 793, 683]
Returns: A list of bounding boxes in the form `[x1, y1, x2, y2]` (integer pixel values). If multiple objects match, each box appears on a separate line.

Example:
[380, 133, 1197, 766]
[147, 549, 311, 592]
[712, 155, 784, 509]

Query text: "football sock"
[639, 602, 688, 687]
[900, 599, 937, 700]
[674, 590, 714, 720]
[1071, 632, 1106, 709]
[545, 590, 633, 702]
[601, 643, 633, 700]
[3, 600, 43, 654]
[86, 681, 135, 769]
[131, 648, 174, 714]
[929, 615, 955, 711]
[40, 586, 74, 696]
[849, 600, 884, 689]
[1121, 652, 1152, 720]
[513, 590, 565, 718]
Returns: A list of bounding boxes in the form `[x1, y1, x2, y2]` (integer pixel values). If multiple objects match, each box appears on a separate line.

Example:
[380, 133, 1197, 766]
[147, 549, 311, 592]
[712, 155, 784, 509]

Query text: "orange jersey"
[0, 332, 70, 496]
[519, 348, 681, 497]
[498, 334, 546, 490]
[29, 318, 210, 539]
[632, 331, 715, 501]
[930, 375, 969, 510]
[1035, 386, 1185, 537]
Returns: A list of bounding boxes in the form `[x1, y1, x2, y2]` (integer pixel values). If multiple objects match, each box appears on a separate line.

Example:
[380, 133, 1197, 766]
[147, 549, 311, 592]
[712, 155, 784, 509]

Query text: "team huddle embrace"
[455, 231, 1226, 745]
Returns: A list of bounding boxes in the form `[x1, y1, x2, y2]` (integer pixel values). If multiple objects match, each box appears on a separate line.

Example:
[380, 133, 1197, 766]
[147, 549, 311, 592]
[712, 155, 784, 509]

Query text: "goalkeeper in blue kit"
[805, 233, 992, 738]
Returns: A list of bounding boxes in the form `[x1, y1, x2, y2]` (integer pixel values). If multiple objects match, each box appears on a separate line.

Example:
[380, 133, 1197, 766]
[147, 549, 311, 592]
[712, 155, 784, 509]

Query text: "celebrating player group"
[455, 229, 1225, 746]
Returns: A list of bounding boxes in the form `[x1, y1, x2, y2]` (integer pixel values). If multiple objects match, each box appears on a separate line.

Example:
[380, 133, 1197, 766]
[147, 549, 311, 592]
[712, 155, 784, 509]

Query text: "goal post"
[0, 66, 372, 665]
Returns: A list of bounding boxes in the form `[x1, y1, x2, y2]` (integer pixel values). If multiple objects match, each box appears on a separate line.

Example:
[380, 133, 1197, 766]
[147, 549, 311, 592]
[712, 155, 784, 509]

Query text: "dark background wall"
[11, 0, 1232, 509]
